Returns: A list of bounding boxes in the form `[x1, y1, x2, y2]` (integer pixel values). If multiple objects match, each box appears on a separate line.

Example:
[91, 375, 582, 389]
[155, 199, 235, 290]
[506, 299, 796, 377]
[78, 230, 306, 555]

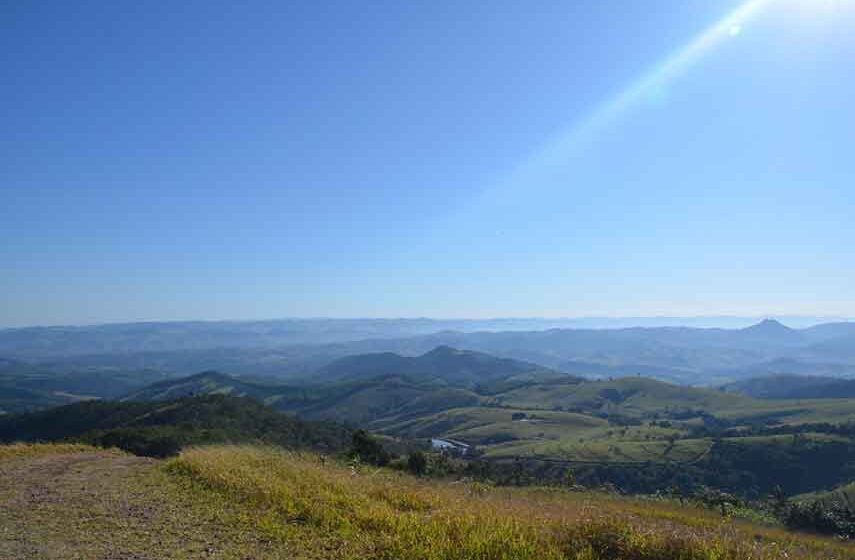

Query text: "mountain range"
[5, 319, 853, 387]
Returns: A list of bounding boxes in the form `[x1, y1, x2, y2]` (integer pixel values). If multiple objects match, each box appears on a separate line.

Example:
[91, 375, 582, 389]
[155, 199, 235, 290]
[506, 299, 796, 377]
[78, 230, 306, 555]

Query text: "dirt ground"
[0, 451, 288, 560]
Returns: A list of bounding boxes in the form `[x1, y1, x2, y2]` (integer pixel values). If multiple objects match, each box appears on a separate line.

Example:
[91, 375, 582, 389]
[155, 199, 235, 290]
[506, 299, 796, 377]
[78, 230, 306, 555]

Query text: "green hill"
[121, 370, 283, 402]
[495, 376, 747, 417]
[725, 374, 855, 399]
[0, 394, 350, 457]
[0, 357, 175, 413]
[44, 345, 855, 501]
[318, 345, 571, 388]
[118, 347, 575, 427]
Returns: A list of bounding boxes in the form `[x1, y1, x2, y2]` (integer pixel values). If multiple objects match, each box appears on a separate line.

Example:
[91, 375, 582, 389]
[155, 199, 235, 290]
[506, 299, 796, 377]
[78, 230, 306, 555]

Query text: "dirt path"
[0, 451, 285, 560]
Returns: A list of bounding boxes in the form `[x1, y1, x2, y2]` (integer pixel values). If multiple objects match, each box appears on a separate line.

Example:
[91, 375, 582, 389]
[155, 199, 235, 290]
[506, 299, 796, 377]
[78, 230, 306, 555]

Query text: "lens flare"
[489, 0, 777, 199]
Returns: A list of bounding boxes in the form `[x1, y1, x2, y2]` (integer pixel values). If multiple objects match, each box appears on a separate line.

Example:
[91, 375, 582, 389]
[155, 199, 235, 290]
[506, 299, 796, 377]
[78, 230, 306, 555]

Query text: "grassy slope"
[3, 443, 853, 560]
[794, 482, 855, 509]
[169, 445, 853, 559]
[497, 377, 749, 415]
[373, 377, 855, 467]
[25, 367, 855, 482]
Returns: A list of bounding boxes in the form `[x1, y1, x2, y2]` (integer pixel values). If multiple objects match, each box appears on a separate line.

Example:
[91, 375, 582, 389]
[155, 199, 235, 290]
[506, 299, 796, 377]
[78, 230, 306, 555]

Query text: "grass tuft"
[0, 442, 100, 460]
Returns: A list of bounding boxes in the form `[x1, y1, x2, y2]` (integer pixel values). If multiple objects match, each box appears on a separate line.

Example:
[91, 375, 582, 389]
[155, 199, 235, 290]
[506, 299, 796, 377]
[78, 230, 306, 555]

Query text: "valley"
[4, 320, 855, 548]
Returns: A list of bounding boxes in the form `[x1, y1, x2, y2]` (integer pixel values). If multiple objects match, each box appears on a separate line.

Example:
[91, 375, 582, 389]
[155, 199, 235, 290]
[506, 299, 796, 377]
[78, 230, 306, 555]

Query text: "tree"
[562, 468, 576, 488]
[407, 451, 428, 476]
[349, 430, 391, 466]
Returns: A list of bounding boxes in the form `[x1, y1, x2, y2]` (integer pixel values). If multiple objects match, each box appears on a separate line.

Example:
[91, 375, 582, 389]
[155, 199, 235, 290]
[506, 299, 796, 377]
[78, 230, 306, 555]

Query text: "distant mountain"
[724, 374, 855, 400]
[12, 317, 821, 359]
[1, 316, 849, 358]
[737, 319, 805, 346]
[318, 346, 568, 388]
[0, 357, 174, 414]
[120, 348, 574, 426]
[802, 322, 855, 342]
[715, 358, 855, 380]
[6, 320, 855, 388]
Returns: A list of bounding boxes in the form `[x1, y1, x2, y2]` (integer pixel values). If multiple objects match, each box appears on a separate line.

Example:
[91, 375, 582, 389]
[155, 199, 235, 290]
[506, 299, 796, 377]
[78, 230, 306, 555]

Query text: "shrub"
[349, 429, 391, 466]
[407, 451, 428, 476]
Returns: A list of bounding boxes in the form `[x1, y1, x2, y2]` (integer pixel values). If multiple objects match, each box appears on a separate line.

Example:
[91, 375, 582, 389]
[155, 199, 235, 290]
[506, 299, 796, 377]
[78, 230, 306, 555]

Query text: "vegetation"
[164, 445, 854, 559]
[724, 374, 855, 399]
[0, 394, 351, 457]
[10, 356, 855, 501]
[349, 429, 392, 466]
[407, 450, 428, 476]
[6, 343, 855, 518]
[0, 441, 97, 460]
[0, 357, 173, 413]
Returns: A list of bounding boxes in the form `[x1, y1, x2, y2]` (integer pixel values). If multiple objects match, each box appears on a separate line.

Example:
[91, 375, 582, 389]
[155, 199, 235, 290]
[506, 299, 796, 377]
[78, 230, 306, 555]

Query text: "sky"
[2, 0, 854, 327]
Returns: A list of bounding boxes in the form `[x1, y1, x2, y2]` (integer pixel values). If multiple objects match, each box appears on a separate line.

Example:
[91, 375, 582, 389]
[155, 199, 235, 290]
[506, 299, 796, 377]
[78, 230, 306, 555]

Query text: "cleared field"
[496, 377, 748, 417]
[715, 398, 855, 425]
[485, 436, 713, 463]
[369, 376, 855, 471]
[375, 407, 609, 441]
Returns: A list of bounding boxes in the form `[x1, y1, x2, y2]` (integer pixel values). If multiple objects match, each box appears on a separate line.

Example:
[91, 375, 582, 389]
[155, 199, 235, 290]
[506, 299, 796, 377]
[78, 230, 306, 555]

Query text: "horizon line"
[3, 314, 854, 331]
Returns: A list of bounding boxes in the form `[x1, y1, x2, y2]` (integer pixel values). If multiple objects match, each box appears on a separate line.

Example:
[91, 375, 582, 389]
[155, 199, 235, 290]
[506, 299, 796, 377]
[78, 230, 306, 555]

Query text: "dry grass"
[0, 441, 98, 459]
[0, 445, 296, 559]
[168, 445, 855, 560]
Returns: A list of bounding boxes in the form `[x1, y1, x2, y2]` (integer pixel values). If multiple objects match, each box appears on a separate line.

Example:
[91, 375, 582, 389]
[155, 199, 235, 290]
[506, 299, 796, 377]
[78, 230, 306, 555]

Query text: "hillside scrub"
[166, 445, 854, 560]
[0, 394, 352, 458]
[0, 441, 98, 459]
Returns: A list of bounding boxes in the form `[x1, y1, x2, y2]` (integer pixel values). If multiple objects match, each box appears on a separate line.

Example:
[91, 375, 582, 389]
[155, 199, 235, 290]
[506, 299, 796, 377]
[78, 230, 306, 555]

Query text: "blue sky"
[2, 0, 854, 327]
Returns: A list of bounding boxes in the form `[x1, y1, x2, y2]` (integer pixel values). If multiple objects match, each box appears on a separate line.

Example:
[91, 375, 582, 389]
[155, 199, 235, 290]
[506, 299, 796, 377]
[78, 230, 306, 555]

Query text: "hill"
[317, 345, 569, 388]
[0, 357, 175, 413]
[119, 348, 576, 427]
[0, 385, 76, 415]
[121, 370, 283, 402]
[0, 394, 350, 457]
[114, 359, 855, 498]
[14, 319, 855, 387]
[7, 317, 837, 359]
[1, 444, 851, 560]
[725, 374, 855, 399]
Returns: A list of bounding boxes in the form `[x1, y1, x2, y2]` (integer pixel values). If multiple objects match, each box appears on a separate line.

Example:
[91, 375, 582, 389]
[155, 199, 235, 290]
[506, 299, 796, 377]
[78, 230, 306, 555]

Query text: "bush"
[407, 450, 428, 476]
[349, 430, 391, 466]
[94, 428, 183, 458]
[784, 499, 855, 539]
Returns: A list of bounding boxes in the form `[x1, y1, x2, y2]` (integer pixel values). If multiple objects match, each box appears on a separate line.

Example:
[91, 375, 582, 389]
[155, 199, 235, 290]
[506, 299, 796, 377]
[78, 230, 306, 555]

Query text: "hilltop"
[121, 370, 282, 402]
[317, 345, 566, 388]
[0, 444, 851, 560]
